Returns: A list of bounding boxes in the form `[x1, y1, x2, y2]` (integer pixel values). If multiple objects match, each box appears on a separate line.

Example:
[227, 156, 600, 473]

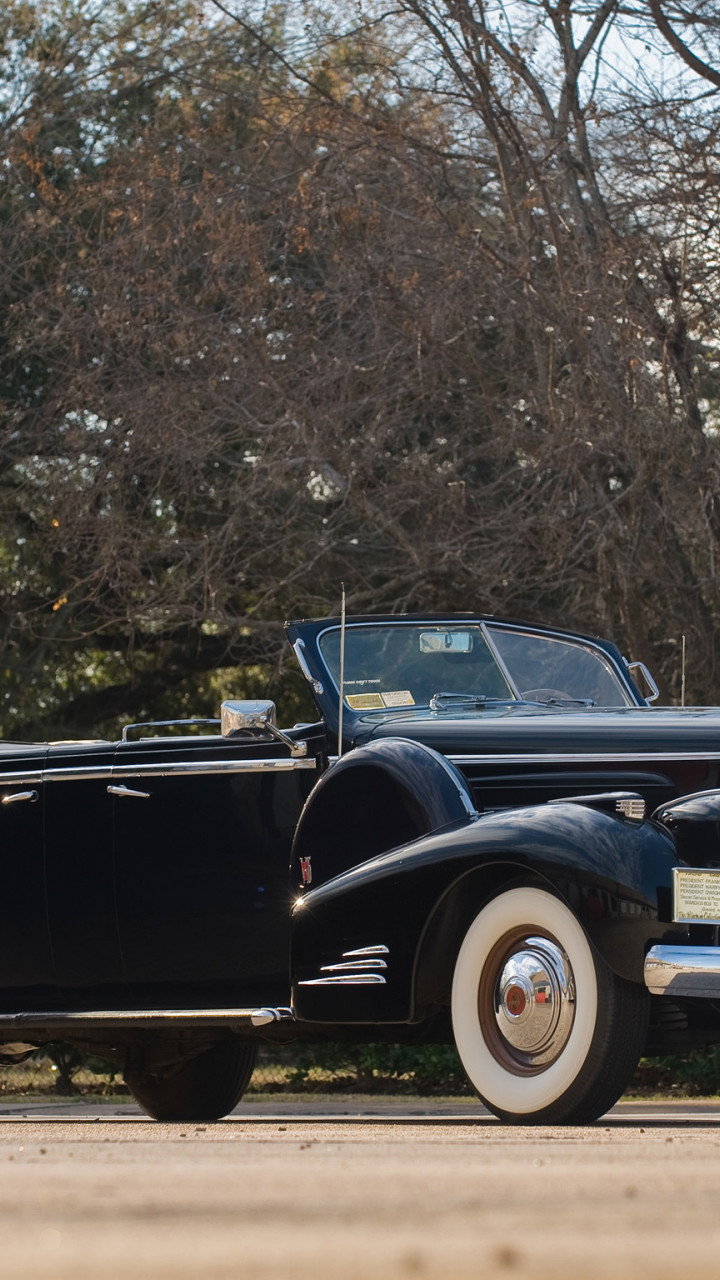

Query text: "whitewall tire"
[451, 886, 648, 1124]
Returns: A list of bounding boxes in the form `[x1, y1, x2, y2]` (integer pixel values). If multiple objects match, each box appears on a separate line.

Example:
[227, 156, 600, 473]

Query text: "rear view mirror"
[419, 631, 474, 654]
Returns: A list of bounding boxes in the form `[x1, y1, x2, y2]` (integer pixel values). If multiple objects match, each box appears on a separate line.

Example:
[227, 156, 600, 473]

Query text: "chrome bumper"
[644, 945, 720, 998]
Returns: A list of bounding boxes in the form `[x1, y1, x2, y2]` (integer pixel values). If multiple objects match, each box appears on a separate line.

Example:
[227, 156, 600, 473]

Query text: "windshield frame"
[286, 612, 646, 742]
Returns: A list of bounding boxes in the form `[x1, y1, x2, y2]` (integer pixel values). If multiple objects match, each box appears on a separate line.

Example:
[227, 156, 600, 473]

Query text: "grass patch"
[0, 1060, 129, 1100]
[2, 1047, 720, 1103]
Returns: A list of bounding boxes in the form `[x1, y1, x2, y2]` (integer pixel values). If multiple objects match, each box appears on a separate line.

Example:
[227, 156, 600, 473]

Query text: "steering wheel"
[521, 688, 574, 702]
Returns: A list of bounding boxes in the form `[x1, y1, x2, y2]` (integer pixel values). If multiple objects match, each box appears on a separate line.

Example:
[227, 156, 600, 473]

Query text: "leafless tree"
[4, 0, 720, 736]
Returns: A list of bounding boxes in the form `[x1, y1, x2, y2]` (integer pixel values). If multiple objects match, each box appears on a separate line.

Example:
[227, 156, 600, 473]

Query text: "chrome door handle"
[107, 785, 151, 799]
[1, 790, 38, 805]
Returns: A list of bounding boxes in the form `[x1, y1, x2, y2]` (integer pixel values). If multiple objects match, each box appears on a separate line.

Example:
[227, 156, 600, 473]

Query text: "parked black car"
[2, 613, 720, 1124]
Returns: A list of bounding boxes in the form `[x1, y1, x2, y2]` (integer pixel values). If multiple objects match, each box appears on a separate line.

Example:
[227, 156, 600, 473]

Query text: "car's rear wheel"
[125, 1038, 257, 1122]
[451, 886, 648, 1124]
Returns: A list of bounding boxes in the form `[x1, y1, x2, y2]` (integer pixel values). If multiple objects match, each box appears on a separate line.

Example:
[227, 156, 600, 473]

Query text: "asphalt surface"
[1, 1093, 719, 1122]
[0, 1098, 718, 1279]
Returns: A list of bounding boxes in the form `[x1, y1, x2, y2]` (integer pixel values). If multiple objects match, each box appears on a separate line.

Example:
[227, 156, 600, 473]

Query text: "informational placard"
[673, 868, 720, 924]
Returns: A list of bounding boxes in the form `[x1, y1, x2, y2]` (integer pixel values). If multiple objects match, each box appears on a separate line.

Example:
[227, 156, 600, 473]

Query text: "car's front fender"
[290, 799, 681, 1025]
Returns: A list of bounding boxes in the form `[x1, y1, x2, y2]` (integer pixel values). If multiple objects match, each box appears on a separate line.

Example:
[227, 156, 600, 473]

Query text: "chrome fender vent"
[298, 945, 389, 986]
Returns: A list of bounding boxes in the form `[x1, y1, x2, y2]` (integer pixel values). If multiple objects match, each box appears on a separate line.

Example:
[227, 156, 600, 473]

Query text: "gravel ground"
[0, 1102, 717, 1279]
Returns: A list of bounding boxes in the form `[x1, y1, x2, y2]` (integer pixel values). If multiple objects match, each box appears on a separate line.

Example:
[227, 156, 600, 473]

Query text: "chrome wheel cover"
[481, 933, 576, 1074]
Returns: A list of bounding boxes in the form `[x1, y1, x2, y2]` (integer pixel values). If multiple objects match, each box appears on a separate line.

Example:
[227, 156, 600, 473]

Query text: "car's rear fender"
[290, 793, 680, 1025]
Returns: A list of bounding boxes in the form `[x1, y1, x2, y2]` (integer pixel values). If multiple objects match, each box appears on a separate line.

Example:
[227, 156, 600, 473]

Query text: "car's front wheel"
[451, 886, 648, 1124]
[125, 1037, 257, 1122]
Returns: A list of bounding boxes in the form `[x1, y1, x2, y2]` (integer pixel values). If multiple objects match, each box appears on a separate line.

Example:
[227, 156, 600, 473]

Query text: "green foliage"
[33, 1041, 86, 1094]
[645, 1050, 720, 1097]
[18, 1042, 720, 1100]
[1, 650, 316, 742]
[284, 1042, 472, 1095]
[25, 1044, 124, 1095]
[626, 1049, 720, 1097]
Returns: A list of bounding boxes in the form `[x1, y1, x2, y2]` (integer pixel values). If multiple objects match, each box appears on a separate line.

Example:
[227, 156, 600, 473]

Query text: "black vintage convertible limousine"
[3, 612, 720, 1124]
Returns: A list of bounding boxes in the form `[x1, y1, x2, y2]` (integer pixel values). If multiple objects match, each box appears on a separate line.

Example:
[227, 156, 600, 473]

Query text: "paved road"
[0, 1099, 718, 1280]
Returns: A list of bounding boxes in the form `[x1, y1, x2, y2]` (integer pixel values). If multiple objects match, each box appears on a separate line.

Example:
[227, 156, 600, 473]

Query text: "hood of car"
[357, 704, 720, 756]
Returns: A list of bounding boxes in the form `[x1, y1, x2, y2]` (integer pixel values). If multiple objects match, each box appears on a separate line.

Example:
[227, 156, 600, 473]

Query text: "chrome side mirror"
[221, 700, 307, 758]
[221, 700, 277, 735]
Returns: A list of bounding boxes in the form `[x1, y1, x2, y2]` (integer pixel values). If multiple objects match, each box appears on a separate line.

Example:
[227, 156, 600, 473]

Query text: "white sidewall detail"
[451, 888, 598, 1116]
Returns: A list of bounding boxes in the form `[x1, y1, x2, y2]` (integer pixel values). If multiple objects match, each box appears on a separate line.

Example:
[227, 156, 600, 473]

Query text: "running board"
[0, 1007, 295, 1032]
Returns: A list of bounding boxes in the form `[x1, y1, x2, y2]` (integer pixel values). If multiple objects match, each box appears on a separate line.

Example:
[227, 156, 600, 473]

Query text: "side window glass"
[488, 630, 631, 706]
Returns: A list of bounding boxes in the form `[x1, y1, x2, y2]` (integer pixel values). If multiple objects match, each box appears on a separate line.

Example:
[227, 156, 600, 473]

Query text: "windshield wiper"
[429, 692, 519, 711]
[428, 691, 596, 711]
[528, 696, 596, 707]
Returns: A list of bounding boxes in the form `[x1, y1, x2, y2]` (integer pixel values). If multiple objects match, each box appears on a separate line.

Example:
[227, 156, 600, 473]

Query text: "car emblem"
[300, 857, 313, 885]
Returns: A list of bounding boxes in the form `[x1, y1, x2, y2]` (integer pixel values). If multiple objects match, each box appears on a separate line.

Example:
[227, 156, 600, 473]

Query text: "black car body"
[3, 612, 720, 1124]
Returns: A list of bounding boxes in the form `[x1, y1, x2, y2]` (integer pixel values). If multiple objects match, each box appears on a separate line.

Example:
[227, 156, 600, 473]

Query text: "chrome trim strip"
[43, 766, 113, 782]
[110, 758, 318, 778]
[628, 660, 660, 704]
[122, 718, 220, 742]
[293, 639, 324, 696]
[297, 974, 387, 986]
[320, 959, 388, 973]
[479, 621, 522, 699]
[3, 749, 718, 785]
[406, 741, 476, 816]
[343, 945, 389, 957]
[644, 945, 720, 997]
[0, 1008, 295, 1029]
[0, 770, 43, 786]
[448, 752, 720, 766]
[0, 758, 318, 786]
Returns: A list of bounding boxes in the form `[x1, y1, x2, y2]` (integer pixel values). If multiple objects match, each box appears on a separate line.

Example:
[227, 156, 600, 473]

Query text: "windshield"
[318, 624, 514, 709]
[316, 622, 633, 710]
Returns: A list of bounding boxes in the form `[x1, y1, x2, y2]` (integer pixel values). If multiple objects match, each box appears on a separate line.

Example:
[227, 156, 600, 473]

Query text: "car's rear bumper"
[644, 945, 720, 998]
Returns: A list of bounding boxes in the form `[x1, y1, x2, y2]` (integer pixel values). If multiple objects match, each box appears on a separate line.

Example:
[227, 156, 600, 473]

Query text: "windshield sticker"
[381, 691, 415, 707]
[345, 690, 415, 710]
[346, 693, 385, 710]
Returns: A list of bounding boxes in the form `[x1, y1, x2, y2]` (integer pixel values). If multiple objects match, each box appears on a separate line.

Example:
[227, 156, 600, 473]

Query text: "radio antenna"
[681, 634, 686, 708]
[337, 582, 346, 757]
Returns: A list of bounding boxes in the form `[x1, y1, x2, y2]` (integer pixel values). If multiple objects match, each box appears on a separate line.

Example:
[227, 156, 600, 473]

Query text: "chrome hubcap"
[494, 936, 575, 1067]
